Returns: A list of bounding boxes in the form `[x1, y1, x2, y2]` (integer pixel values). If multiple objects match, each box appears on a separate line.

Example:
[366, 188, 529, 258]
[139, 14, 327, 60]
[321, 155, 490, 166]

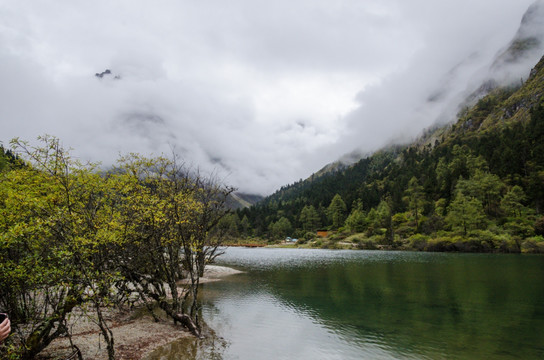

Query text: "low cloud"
[0, 0, 540, 194]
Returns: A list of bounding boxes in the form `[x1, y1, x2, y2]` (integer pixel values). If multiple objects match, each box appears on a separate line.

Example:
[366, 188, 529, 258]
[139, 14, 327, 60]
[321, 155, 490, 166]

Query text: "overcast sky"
[0, 0, 540, 195]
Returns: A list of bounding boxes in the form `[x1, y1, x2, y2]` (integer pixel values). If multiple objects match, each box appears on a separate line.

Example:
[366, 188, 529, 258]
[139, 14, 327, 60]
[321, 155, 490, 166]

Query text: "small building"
[316, 230, 328, 237]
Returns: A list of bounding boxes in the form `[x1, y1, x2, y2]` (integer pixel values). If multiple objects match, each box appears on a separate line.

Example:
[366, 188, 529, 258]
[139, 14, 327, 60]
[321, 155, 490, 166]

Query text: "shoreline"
[230, 242, 544, 254]
[40, 265, 242, 360]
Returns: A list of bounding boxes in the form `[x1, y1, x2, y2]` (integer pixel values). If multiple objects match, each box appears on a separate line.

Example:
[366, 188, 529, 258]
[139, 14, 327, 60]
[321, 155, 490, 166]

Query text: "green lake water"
[146, 248, 544, 359]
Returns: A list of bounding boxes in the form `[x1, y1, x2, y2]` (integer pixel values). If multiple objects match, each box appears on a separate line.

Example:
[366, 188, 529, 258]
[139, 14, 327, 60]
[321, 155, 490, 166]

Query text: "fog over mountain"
[0, 0, 541, 195]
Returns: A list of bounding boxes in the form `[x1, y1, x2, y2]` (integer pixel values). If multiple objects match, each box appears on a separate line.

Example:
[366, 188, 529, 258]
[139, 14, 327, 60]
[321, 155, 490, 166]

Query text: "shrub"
[425, 236, 461, 252]
[321, 241, 340, 249]
[345, 233, 366, 244]
[521, 236, 544, 253]
[408, 234, 430, 251]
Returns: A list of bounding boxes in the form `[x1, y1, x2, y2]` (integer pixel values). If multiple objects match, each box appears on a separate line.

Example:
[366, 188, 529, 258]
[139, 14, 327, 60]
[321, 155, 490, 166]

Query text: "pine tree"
[501, 185, 526, 217]
[403, 177, 425, 231]
[299, 205, 321, 232]
[446, 192, 485, 235]
[327, 194, 347, 229]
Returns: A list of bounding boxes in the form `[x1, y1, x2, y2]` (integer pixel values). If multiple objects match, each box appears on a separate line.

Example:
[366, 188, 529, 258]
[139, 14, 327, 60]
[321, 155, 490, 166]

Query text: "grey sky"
[0, 0, 539, 194]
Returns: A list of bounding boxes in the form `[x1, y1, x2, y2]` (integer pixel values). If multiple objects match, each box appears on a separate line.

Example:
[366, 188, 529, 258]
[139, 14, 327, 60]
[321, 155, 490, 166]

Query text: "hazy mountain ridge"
[227, 192, 264, 209]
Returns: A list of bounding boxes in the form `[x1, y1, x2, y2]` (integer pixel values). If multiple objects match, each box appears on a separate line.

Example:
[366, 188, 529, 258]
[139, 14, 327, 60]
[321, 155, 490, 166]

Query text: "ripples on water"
[146, 248, 544, 360]
[215, 248, 451, 270]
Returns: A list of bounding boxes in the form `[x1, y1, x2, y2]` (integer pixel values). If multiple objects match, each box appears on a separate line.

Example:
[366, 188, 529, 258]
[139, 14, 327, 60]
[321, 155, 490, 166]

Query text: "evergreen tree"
[269, 217, 292, 238]
[327, 194, 347, 229]
[299, 205, 321, 232]
[457, 170, 503, 216]
[345, 208, 366, 232]
[446, 192, 485, 235]
[240, 215, 251, 236]
[501, 185, 526, 217]
[404, 177, 426, 231]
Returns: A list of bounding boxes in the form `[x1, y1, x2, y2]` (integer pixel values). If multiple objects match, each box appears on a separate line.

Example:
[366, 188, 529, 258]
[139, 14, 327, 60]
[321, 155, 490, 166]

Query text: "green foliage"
[0, 136, 233, 358]
[456, 170, 503, 216]
[501, 185, 527, 217]
[345, 208, 367, 233]
[299, 205, 321, 232]
[404, 177, 426, 230]
[0, 145, 20, 173]
[0, 136, 121, 359]
[327, 194, 347, 229]
[269, 217, 293, 239]
[217, 213, 241, 238]
[408, 234, 431, 251]
[446, 191, 486, 235]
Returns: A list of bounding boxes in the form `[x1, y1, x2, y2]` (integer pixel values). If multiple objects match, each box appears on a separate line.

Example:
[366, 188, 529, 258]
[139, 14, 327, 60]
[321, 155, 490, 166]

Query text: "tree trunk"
[149, 293, 203, 338]
[95, 303, 115, 360]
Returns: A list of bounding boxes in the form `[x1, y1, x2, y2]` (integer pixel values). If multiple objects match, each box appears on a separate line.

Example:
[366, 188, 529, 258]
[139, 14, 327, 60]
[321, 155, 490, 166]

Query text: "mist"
[0, 0, 541, 195]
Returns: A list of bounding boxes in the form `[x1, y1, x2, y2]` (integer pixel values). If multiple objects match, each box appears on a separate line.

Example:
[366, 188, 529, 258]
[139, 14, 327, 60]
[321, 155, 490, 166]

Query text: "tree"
[403, 177, 426, 231]
[0, 137, 234, 359]
[0, 145, 20, 173]
[456, 170, 503, 216]
[269, 217, 292, 238]
[0, 136, 121, 359]
[240, 215, 251, 236]
[216, 213, 240, 239]
[299, 205, 321, 232]
[446, 192, 485, 235]
[501, 185, 527, 217]
[327, 194, 347, 229]
[377, 200, 394, 244]
[112, 154, 232, 337]
[345, 208, 367, 233]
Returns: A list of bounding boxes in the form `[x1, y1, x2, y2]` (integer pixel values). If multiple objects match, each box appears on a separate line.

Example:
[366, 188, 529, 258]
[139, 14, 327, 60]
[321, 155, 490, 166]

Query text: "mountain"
[226, 192, 264, 209]
[456, 0, 544, 109]
[236, 52, 544, 252]
[492, 0, 544, 72]
[312, 0, 544, 182]
[232, 3, 544, 253]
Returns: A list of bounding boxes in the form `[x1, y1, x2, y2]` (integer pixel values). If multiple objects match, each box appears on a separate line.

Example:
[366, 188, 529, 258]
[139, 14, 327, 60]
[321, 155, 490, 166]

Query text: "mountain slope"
[226, 192, 264, 209]
[238, 53, 544, 252]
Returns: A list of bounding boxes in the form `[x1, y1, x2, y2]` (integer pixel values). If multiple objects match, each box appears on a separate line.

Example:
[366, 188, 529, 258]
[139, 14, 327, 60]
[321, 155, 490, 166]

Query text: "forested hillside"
[231, 55, 544, 253]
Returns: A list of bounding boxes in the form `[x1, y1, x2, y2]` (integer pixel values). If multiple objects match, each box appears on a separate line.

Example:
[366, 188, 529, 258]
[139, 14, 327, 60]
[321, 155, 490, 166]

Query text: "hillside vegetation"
[230, 55, 544, 253]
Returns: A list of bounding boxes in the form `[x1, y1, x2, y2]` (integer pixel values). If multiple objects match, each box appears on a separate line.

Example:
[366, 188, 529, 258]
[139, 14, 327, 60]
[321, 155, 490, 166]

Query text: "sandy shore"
[39, 265, 242, 360]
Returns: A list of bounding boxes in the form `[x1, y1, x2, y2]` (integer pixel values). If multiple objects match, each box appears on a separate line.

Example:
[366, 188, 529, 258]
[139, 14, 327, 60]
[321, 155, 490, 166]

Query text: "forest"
[0, 137, 232, 359]
[226, 56, 544, 253]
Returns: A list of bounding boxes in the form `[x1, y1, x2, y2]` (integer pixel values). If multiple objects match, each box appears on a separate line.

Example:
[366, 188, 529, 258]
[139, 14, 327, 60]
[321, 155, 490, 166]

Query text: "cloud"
[0, 0, 539, 194]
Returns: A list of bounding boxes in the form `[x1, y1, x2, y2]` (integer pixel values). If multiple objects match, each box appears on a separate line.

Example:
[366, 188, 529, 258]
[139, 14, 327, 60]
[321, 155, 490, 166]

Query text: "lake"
[146, 248, 544, 359]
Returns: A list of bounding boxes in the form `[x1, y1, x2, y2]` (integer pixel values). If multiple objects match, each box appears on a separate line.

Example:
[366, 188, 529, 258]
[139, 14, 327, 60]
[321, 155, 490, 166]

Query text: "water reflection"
[145, 333, 228, 360]
[147, 249, 544, 359]
[202, 281, 405, 360]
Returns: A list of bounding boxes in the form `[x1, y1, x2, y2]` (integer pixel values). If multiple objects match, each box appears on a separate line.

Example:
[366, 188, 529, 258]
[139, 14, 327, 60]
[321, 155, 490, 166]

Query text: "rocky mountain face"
[460, 0, 544, 105]
[492, 0, 544, 70]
